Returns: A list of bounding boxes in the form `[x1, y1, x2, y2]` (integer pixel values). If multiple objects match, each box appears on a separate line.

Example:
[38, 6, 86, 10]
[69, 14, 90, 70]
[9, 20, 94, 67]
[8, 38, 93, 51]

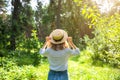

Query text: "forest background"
[0, 0, 120, 80]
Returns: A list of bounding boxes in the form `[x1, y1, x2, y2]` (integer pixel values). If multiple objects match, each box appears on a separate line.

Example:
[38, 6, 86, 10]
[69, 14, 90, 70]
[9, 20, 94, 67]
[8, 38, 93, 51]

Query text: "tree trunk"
[10, 0, 22, 50]
[56, 0, 61, 29]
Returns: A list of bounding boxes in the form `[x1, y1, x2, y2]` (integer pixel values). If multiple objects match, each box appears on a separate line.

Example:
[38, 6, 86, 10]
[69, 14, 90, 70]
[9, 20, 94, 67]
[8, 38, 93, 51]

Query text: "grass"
[68, 50, 120, 80]
[0, 50, 120, 80]
[29, 59, 120, 80]
[39, 50, 120, 80]
[68, 60, 120, 80]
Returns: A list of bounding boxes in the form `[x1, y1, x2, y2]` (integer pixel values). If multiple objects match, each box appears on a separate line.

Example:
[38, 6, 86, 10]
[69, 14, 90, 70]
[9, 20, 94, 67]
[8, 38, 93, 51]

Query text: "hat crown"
[52, 30, 64, 41]
[50, 29, 68, 44]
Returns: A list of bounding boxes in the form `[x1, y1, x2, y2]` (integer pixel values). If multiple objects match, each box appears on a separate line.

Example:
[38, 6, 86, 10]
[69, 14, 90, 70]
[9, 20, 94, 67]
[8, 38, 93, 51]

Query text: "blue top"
[39, 48, 80, 71]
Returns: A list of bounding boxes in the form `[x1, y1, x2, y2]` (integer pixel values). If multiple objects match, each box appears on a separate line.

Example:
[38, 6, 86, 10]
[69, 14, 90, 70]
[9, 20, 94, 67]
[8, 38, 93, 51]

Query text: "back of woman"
[40, 29, 80, 80]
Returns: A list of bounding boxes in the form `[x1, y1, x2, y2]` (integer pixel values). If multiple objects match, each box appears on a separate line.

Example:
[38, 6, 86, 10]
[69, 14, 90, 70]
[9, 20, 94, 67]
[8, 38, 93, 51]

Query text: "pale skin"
[67, 37, 77, 49]
[42, 36, 77, 49]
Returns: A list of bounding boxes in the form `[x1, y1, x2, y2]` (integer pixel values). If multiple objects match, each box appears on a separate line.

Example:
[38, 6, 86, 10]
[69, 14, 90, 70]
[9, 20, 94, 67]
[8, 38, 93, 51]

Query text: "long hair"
[50, 41, 69, 51]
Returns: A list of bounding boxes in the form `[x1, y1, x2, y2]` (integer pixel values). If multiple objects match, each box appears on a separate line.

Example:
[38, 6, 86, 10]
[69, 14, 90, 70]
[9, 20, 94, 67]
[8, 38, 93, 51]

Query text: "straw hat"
[50, 29, 68, 44]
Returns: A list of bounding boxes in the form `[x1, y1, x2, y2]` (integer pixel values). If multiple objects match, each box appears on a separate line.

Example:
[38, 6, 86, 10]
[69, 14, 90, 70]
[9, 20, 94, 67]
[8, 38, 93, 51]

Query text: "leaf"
[82, 9, 86, 15]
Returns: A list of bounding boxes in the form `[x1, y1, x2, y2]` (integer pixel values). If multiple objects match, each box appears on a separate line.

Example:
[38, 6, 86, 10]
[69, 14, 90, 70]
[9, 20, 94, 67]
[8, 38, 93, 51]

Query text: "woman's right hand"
[42, 36, 51, 49]
[45, 36, 51, 48]
[46, 36, 51, 42]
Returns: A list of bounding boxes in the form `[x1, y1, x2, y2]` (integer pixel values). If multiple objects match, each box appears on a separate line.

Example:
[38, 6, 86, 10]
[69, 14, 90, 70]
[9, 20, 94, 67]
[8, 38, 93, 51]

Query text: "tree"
[10, 0, 22, 50]
[0, 0, 6, 13]
[60, 0, 95, 47]
[35, 1, 45, 41]
[35, 0, 61, 41]
[36, 0, 95, 48]
[21, 0, 34, 38]
[10, 0, 35, 50]
[0, 0, 11, 56]
[55, 0, 61, 28]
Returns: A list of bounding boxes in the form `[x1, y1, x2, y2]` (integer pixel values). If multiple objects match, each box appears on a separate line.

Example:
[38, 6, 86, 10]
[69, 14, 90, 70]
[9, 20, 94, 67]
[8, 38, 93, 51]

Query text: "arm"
[67, 37, 80, 55]
[39, 36, 51, 56]
[67, 37, 77, 49]
[42, 42, 47, 49]
[41, 36, 51, 49]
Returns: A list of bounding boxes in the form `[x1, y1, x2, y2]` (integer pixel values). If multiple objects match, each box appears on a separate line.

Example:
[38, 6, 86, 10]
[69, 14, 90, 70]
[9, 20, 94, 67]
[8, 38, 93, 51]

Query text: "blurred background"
[0, 0, 120, 79]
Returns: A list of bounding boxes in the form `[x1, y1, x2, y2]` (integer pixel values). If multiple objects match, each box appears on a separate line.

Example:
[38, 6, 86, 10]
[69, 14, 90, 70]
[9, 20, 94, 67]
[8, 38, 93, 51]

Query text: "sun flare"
[93, 0, 120, 13]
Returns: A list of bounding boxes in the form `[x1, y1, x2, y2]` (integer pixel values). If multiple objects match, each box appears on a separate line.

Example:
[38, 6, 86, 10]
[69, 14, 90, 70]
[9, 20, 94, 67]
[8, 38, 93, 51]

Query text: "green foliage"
[0, 50, 120, 80]
[35, 1, 53, 41]
[0, 56, 48, 80]
[1, 1, 120, 80]
[85, 13, 120, 68]
[69, 61, 120, 80]
[0, 15, 11, 56]
[0, 63, 48, 80]
[69, 50, 120, 80]
[16, 30, 41, 52]
[11, 30, 43, 66]
[74, 0, 120, 68]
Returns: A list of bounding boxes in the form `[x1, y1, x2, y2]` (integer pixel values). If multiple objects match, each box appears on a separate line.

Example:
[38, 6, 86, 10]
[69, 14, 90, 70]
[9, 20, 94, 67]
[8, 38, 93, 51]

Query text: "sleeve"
[68, 48, 80, 56]
[39, 48, 48, 57]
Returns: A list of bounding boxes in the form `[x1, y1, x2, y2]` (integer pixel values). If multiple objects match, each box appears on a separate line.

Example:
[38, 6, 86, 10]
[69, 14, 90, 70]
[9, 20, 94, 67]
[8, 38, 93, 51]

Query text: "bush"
[85, 14, 120, 68]
[0, 57, 48, 80]
[8, 30, 44, 66]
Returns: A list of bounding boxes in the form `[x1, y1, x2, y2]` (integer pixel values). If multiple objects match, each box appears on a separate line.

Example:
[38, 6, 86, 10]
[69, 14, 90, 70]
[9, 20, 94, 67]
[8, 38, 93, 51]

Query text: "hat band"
[53, 36, 64, 42]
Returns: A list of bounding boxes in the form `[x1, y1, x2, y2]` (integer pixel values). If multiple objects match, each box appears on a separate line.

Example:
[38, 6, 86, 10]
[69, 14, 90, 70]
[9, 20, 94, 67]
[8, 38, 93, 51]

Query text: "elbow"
[75, 51, 80, 55]
[39, 48, 45, 55]
[71, 48, 80, 55]
[75, 48, 80, 55]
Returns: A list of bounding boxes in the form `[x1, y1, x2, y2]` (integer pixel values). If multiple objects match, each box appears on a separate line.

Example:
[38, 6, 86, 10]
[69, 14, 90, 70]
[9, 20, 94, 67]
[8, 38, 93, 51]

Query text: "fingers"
[67, 37, 74, 49]
[69, 42, 75, 49]
[46, 36, 51, 42]
[67, 37, 77, 49]
[67, 37, 73, 43]
[45, 36, 52, 48]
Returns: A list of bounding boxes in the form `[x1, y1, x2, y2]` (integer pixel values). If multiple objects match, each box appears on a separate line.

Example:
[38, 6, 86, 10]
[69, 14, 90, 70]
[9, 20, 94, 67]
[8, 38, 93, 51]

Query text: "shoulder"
[40, 48, 52, 53]
[44, 48, 53, 52]
[63, 48, 72, 53]
[65, 48, 80, 54]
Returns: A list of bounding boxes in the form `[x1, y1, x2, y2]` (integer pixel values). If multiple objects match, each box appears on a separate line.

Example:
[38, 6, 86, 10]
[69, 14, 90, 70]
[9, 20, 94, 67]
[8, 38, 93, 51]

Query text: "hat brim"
[50, 29, 68, 44]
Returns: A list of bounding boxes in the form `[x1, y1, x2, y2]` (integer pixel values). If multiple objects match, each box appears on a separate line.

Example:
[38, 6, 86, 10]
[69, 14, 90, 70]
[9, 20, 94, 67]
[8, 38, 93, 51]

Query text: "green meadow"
[0, 50, 120, 80]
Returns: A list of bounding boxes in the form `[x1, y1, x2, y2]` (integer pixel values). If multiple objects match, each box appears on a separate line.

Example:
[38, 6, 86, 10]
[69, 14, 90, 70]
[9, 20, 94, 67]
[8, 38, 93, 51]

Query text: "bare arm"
[67, 37, 77, 49]
[41, 36, 51, 49]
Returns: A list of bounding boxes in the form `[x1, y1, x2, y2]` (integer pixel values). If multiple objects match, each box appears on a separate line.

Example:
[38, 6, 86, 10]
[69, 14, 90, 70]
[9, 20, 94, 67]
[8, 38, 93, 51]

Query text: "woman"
[40, 29, 80, 80]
